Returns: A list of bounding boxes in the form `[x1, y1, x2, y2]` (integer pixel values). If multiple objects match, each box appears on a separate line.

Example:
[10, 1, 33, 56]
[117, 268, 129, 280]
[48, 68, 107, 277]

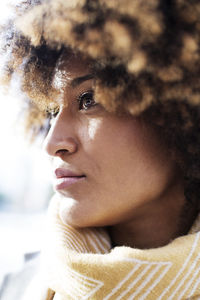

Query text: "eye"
[78, 91, 97, 110]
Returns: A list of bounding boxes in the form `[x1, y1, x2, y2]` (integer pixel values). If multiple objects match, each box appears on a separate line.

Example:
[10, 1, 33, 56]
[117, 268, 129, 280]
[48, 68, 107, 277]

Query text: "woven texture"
[23, 195, 200, 300]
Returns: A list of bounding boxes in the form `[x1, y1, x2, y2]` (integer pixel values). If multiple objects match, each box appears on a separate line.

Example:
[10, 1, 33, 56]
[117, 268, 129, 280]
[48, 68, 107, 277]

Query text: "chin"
[59, 205, 90, 228]
[59, 208, 107, 228]
[57, 196, 110, 228]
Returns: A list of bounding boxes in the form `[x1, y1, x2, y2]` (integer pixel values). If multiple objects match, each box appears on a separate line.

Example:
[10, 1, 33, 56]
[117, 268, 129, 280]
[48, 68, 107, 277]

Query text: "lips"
[55, 168, 85, 178]
[53, 168, 86, 190]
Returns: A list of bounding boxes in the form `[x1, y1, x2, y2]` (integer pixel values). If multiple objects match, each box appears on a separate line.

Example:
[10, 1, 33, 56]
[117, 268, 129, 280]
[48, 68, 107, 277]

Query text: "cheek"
[80, 116, 156, 167]
[80, 115, 174, 190]
[78, 117, 106, 155]
[87, 118, 102, 140]
[62, 117, 177, 227]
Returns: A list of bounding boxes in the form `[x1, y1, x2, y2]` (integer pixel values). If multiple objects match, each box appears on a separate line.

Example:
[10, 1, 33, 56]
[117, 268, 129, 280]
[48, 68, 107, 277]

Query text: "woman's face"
[44, 51, 179, 228]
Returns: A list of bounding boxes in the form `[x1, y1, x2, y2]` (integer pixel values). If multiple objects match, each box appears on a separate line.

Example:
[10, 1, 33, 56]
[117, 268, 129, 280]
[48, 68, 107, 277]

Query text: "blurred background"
[0, 0, 53, 289]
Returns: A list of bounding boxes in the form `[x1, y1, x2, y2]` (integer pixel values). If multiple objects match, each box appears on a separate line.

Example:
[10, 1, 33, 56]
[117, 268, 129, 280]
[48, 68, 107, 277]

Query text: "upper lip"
[54, 168, 85, 178]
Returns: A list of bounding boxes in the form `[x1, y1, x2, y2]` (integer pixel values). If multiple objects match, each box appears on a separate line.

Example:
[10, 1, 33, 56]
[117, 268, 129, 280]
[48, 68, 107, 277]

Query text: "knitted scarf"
[23, 195, 200, 300]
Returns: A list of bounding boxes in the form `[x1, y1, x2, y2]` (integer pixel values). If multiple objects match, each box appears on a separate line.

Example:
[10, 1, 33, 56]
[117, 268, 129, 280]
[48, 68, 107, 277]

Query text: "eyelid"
[77, 89, 96, 111]
[46, 89, 96, 119]
[77, 89, 94, 100]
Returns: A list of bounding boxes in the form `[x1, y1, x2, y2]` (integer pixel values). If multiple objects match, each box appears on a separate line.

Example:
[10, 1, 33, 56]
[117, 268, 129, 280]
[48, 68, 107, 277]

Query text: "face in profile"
[43, 50, 183, 230]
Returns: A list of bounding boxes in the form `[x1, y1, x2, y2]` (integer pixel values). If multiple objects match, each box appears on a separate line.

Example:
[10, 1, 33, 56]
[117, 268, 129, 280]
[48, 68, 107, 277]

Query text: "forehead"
[53, 51, 91, 88]
[51, 50, 93, 107]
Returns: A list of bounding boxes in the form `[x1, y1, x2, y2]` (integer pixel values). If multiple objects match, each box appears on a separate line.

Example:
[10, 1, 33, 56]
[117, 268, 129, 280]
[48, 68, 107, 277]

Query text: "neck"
[108, 180, 196, 249]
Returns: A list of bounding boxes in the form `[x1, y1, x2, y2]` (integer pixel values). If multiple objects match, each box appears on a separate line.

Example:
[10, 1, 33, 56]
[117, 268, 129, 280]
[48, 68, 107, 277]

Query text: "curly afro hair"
[1, 0, 200, 226]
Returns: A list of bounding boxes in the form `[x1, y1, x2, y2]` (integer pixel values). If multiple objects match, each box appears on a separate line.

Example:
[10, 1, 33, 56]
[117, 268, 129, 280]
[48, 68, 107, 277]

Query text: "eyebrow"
[70, 74, 94, 88]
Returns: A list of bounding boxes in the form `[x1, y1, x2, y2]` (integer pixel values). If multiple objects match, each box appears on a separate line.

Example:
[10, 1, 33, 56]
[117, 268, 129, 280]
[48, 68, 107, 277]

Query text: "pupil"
[84, 96, 93, 108]
[79, 91, 94, 110]
[86, 99, 91, 105]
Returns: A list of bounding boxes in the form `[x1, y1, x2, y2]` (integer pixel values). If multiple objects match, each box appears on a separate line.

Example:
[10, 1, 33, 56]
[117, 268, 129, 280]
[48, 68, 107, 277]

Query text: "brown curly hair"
[1, 0, 200, 222]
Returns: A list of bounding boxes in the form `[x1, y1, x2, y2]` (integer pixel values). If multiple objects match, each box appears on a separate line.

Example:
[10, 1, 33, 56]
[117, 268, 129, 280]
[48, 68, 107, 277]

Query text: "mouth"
[54, 175, 86, 190]
[53, 168, 86, 190]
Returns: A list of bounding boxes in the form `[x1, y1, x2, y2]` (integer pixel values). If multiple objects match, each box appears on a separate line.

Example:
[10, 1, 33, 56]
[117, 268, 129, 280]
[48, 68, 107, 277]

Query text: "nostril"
[44, 137, 78, 157]
[56, 149, 68, 156]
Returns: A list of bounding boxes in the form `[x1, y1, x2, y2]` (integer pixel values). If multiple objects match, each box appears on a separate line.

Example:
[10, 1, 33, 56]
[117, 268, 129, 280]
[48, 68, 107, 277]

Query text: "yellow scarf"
[23, 195, 200, 300]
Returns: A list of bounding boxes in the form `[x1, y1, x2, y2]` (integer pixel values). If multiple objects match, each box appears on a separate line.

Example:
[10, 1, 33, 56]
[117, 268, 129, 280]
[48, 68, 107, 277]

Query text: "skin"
[43, 51, 189, 249]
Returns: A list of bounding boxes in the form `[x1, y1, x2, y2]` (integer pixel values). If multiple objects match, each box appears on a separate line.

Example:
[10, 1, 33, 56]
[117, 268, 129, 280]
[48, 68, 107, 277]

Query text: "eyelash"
[47, 90, 97, 120]
[77, 90, 97, 111]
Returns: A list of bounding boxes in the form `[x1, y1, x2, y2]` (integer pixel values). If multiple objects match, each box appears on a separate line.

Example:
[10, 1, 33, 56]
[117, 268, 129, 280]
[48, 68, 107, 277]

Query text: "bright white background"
[0, 0, 53, 285]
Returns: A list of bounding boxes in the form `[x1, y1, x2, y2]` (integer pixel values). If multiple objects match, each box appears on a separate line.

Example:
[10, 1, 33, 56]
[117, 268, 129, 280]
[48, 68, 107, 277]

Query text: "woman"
[1, 0, 200, 299]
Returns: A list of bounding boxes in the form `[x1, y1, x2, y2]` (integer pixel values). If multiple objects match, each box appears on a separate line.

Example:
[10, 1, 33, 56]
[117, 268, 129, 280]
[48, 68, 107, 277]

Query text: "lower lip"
[54, 176, 86, 190]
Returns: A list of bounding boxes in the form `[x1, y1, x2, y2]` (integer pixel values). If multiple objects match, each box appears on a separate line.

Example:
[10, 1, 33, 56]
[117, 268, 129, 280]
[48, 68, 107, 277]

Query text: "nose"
[43, 109, 78, 158]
